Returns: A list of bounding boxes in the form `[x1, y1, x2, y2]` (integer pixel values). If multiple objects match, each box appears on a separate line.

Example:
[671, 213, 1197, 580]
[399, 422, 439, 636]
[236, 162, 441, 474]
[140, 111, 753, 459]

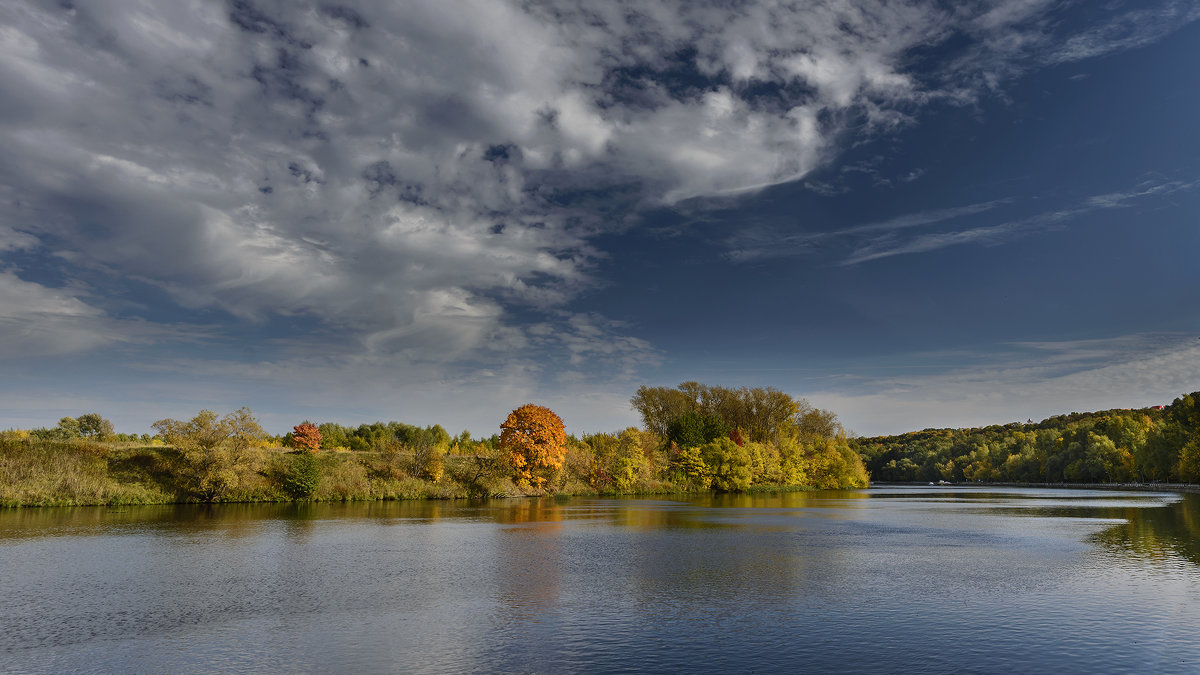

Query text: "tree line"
[852, 392, 1200, 484]
[0, 382, 869, 505]
[624, 382, 868, 492]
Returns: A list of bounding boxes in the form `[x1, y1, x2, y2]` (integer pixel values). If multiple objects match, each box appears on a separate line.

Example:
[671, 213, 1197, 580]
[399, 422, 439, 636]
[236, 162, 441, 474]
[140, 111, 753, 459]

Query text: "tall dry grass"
[0, 439, 171, 506]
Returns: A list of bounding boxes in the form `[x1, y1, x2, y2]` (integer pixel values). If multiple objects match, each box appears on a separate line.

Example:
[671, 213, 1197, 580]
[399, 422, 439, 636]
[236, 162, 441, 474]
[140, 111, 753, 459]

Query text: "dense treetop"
[853, 392, 1200, 484]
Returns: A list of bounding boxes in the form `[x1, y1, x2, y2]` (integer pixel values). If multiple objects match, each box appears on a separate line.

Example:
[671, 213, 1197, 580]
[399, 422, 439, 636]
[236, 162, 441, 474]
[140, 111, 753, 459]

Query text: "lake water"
[2, 486, 1199, 673]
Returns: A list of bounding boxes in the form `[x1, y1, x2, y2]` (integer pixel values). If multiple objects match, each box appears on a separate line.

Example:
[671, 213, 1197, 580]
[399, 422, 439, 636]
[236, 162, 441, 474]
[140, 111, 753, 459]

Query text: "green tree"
[317, 423, 349, 450]
[57, 416, 80, 438]
[1064, 432, 1122, 483]
[809, 438, 870, 489]
[634, 382, 805, 444]
[631, 385, 695, 438]
[1176, 438, 1200, 483]
[699, 437, 752, 491]
[152, 408, 266, 502]
[1169, 393, 1200, 431]
[609, 428, 651, 492]
[666, 410, 729, 449]
[283, 452, 321, 499]
[76, 413, 114, 440]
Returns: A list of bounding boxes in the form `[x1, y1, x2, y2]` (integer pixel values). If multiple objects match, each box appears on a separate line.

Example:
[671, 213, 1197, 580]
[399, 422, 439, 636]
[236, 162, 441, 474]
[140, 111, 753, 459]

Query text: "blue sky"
[1, 1, 1198, 437]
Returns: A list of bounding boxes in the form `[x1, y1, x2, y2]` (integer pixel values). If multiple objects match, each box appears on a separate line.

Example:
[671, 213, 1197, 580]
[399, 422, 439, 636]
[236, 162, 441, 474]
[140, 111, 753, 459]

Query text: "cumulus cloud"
[0, 0, 1195, 400]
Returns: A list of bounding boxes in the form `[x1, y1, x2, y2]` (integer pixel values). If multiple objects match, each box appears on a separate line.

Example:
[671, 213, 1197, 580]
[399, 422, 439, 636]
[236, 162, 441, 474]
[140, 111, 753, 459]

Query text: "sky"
[1, 0, 1199, 438]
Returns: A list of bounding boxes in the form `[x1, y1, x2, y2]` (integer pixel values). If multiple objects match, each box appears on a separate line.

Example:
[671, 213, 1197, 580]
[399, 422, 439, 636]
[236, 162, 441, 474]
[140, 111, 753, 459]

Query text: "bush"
[283, 452, 321, 499]
[315, 455, 371, 500]
[153, 408, 267, 502]
[670, 444, 710, 490]
[700, 437, 752, 491]
[447, 444, 509, 497]
[411, 440, 445, 482]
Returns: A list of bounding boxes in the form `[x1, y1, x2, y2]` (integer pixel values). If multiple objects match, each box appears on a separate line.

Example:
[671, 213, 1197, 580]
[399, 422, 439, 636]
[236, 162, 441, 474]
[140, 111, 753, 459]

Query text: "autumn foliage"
[500, 404, 567, 488]
[292, 423, 321, 453]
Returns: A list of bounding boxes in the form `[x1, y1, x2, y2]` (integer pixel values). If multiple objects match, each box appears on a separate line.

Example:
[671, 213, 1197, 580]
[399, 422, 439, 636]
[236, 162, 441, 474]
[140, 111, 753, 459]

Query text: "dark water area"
[2, 487, 1198, 673]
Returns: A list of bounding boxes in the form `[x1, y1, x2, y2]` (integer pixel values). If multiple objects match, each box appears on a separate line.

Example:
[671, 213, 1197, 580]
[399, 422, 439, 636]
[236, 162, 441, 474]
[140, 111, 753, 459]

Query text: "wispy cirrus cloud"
[0, 270, 206, 359]
[727, 199, 1010, 262]
[729, 176, 1199, 267]
[841, 177, 1200, 265]
[1047, 1, 1200, 64]
[815, 332, 1200, 436]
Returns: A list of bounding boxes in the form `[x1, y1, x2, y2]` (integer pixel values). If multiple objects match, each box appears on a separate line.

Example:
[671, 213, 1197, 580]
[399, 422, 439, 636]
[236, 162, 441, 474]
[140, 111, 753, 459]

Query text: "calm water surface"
[2, 486, 1199, 673]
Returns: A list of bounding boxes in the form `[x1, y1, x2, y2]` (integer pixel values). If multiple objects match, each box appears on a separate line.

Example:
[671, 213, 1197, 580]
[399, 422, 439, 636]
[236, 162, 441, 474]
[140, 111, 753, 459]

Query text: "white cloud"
[0, 0, 1195, 404]
[840, 177, 1199, 265]
[727, 175, 1198, 267]
[0, 226, 37, 253]
[1048, 2, 1200, 64]
[0, 270, 188, 358]
[727, 198, 1010, 262]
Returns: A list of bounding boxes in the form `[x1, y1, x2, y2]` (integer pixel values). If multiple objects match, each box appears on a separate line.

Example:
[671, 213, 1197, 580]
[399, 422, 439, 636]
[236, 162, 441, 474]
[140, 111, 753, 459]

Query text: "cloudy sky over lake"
[2, 0, 1198, 436]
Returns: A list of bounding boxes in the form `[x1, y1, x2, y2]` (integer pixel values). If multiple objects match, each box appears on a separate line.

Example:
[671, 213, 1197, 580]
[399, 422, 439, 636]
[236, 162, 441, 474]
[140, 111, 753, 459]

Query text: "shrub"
[411, 439, 445, 482]
[700, 437, 752, 491]
[152, 408, 267, 502]
[671, 444, 710, 490]
[448, 443, 509, 497]
[283, 452, 321, 499]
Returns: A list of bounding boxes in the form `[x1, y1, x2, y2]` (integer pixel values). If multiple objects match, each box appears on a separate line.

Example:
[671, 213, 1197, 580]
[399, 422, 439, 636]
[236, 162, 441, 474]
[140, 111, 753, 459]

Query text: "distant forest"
[852, 392, 1200, 484]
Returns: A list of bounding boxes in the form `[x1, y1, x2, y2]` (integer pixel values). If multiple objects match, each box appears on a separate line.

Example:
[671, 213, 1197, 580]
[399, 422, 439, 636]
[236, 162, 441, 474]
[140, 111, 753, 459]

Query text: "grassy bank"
[0, 438, 846, 507]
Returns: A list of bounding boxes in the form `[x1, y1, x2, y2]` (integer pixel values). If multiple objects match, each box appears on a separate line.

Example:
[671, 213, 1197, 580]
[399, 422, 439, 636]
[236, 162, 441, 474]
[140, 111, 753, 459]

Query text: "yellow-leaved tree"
[152, 408, 266, 502]
[500, 404, 567, 489]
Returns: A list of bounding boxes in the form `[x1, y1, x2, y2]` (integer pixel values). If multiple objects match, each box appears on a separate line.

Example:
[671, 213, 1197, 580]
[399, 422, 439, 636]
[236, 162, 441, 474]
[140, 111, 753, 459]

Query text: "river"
[2, 486, 1198, 673]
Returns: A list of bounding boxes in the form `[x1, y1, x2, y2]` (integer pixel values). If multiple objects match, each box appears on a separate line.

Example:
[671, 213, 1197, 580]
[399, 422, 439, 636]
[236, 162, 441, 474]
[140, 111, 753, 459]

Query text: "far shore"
[872, 481, 1200, 494]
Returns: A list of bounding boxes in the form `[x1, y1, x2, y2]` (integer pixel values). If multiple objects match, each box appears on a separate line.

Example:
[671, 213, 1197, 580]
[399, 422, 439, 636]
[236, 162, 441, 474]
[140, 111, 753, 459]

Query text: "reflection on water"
[2, 488, 1199, 674]
[1090, 492, 1200, 568]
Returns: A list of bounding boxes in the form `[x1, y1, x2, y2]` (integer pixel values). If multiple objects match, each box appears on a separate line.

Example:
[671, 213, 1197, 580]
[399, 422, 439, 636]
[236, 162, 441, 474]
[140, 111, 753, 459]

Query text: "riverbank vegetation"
[853, 391, 1200, 484]
[0, 383, 868, 506]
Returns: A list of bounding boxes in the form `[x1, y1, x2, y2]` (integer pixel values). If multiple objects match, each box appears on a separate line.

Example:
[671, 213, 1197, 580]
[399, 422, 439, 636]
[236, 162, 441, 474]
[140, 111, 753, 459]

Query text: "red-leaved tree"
[292, 423, 321, 453]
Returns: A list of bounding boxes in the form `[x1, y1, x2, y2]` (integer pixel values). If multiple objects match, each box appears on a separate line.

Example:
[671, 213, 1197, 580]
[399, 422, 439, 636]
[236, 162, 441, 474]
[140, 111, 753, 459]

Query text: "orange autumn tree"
[499, 404, 567, 489]
[292, 423, 321, 453]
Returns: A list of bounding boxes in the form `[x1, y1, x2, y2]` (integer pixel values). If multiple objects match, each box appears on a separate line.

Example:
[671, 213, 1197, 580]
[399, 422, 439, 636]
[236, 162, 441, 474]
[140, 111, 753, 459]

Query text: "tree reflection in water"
[1090, 493, 1200, 569]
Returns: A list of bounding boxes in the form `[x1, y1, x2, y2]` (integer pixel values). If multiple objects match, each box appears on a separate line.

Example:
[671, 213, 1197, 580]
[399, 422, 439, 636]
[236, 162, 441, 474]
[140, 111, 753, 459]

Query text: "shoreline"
[872, 481, 1200, 495]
